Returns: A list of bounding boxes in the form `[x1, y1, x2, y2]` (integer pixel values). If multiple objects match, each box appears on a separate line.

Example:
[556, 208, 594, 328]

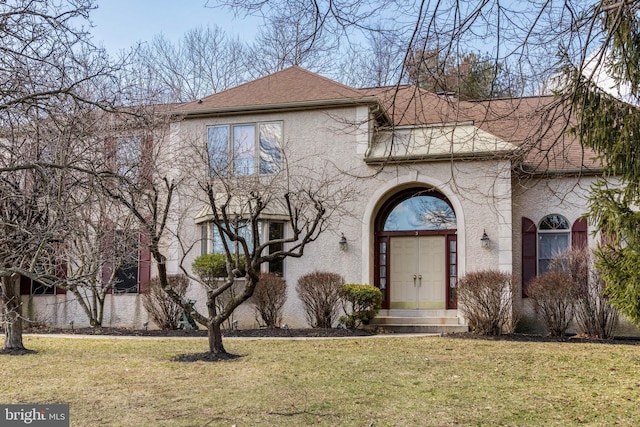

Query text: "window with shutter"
[522, 217, 537, 297]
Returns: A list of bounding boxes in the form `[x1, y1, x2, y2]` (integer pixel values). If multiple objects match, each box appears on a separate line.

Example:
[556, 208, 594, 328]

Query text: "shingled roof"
[176, 66, 600, 173]
[358, 85, 601, 173]
[178, 66, 378, 116]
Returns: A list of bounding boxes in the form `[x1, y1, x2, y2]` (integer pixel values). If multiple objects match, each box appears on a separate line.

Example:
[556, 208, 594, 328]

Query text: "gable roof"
[177, 66, 378, 116]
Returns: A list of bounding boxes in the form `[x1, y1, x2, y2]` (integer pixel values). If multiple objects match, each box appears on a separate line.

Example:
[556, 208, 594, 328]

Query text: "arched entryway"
[374, 187, 458, 310]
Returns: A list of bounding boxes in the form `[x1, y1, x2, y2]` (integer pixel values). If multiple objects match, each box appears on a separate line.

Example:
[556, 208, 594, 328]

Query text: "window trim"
[522, 215, 589, 297]
[200, 220, 285, 275]
[537, 214, 570, 276]
[207, 121, 283, 177]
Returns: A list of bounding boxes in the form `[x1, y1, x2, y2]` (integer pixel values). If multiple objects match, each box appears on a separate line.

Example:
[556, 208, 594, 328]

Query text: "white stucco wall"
[22, 103, 522, 330]
[158, 104, 518, 328]
[512, 175, 640, 335]
[31, 103, 638, 335]
[21, 294, 150, 329]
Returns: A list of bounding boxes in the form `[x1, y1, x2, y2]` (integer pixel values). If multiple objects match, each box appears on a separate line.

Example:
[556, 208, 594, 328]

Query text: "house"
[20, 66, 640, 335]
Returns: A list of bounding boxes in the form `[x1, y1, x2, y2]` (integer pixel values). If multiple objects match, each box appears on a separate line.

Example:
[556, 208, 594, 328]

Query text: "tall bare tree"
[134, 26, 249, 103]
[245, 9, 337, 78]
[0, 0, 120, 352]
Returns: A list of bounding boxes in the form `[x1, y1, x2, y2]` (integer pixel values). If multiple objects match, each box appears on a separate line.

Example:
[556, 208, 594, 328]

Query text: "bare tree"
[337, 29, 406, 88]
[245, 9, 337, 78]
[59, 195, 141, 327]
[95, 112, 355, 357]
[0, 0, 122, 352]
[134, 26, 249, 103]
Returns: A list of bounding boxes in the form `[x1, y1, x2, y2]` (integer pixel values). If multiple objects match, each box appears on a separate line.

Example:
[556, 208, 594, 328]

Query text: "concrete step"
[371, 316, 462, 326]
[366, 309, 468, 334]
[377, 309, 459, 318]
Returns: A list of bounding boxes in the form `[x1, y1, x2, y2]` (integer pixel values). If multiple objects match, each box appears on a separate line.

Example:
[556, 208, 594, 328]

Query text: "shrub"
[192, 253, 246, 286]
[550, 249, 619, 338]
[296, 271, 344, 328]
[142, 274, 189, 330]
[528, 271, 575, 336]
[251, 273, 287, 328]
[457, 270, 517, 335]
[192, 253, 245, 329]
[339, 284, 382, 329]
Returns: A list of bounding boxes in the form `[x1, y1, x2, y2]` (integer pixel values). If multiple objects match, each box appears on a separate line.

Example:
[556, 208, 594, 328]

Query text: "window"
[207, 122, 283, 176]
[522, 215, 588, 297]
[267, 222, 285, 276]
[538, 214, 570, 275]
[383, 194, 456, 231]
[112, 229, 140, 293]
[117, 135, 141, 179]
[200, 221, 285, 274]
[20, 262, 67, 296]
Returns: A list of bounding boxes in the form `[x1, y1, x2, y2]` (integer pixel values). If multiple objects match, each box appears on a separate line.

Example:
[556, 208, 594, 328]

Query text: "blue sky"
[90, 0, 260, 54]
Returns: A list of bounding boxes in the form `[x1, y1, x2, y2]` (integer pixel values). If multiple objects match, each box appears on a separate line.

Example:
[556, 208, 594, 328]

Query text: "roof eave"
[364, 150, 514, 165]
[515, 165, 605, 178]
[177, 96, 380, 118]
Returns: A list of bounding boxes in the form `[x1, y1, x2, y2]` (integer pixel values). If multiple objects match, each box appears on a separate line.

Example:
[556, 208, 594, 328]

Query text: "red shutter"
[138, 231, 151, 293]
[572, 218, 588, 250]
[102, 223, 115, 292]
[55, 261, 68, 295]
[20, 275, 31, 295]
[140, 134, 153, 182]
[522, 217, 537, 297]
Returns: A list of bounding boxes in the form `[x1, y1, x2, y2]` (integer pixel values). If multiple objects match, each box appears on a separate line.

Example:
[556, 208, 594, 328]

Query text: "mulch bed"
[22, 325, 377, 338]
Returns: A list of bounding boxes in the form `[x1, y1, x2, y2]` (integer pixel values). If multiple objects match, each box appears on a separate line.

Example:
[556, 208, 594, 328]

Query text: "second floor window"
[208, 122, 283, 176]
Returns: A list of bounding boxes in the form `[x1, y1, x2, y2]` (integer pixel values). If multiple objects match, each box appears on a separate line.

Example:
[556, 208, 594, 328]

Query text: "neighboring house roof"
[177, 66, 378, 116]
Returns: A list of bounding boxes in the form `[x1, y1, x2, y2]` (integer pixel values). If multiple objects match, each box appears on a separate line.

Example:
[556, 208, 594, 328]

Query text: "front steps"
[367, 309, 468, 334]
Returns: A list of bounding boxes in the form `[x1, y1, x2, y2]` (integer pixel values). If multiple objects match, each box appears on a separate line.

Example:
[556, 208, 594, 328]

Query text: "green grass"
[2, 335, 640, 426]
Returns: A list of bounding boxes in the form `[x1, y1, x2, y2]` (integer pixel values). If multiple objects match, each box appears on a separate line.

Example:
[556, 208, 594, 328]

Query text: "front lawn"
[1, 335, 639, 426]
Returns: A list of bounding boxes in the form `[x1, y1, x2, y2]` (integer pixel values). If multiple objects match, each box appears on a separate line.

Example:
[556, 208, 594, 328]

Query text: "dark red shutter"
[572, 218, 588, 250]
[522, 217, 537, 297]
[102, 223, 115, 292]
[138, 231, 151, 293]
[20, 275, 31, 295]
[140, 134, 153, 182]
[55, 261, 68, 295]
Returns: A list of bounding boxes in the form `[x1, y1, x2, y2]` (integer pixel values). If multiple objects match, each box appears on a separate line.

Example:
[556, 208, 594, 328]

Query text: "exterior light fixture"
[339, 233, 348, 251]
[481, 230, 490, 249]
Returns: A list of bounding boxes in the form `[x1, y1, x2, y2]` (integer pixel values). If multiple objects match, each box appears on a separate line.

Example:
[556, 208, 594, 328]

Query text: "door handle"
[418, 275, 422, 287]
[413, 274, 417, 287]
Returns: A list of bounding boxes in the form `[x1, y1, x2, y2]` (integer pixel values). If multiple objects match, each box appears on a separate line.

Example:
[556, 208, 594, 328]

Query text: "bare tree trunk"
[207, 290, 226, 354]
[72, 288, 101, 327]
[207, 321, 226, 354]
[2, 276, 25, 351]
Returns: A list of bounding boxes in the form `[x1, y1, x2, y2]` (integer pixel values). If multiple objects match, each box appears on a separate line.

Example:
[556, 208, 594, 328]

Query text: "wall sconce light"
[339, 233, 348, 251]
[481, 229, 490, 249]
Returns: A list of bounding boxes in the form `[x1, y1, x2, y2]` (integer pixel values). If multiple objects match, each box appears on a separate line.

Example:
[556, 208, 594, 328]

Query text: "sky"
[90, 0, 261, 54]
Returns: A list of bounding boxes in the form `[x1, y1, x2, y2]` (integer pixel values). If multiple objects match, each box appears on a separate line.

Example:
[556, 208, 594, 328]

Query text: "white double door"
[389, 235, 446, 309]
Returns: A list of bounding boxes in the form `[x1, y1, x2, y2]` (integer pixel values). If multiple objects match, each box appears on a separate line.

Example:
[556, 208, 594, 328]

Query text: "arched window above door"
[382, 193, 456, 231]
